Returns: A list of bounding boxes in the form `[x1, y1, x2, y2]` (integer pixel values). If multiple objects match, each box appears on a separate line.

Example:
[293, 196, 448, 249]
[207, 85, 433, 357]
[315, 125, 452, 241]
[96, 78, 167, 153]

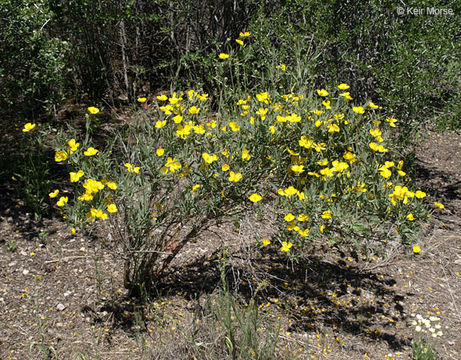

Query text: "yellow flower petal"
[249, 193, 262, 203]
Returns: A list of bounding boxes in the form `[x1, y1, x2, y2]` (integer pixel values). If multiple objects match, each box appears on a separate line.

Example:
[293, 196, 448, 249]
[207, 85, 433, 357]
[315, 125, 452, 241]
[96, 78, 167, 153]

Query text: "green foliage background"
[1, 0, 459, 129]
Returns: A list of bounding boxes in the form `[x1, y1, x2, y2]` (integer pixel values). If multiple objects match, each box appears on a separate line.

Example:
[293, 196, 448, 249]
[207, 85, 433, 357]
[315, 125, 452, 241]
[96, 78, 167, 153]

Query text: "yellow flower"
[107, 203, 118, 213]
[70, 170, 84, 182]
[277, 115, 287, 123]
[173, 115, 183, 123]
[386, 117, 398, 127]
[219, 53, 230, 59]
[22, 123, 36, 132]
[287, 112, 301, 122]
[339, 92, 353, 101]
[88, 208, 108, 220]
[87, 107, 100, 114]
[368, 101, 379, 109]
[343, 151, 356, 163]
[262, 238, 271, 246]
[291, 165, 305, 174]
[137, 97, 147, 103]
[322, 100, 331, 109]
[377, 145, 388, 153]
[327, 124, 340, 133]
[242, 149, 251, 160]
[125, 163, 140, 173]
[415, 190, 426, 199]
[299, 136, 314, 149]
[168, 92, 182, 105]
[222, 164, 230, 171]
[170, 162, 182, 173]
[276, 64, 287, 71]
[320, 167, 334, 177]
[229, 122, 240, 131]
[49, 189, 59, 198]
[280, 241, 293, 252]
[406, 213, 414, 221]
[192, 184, 201, 193]
[284, 213, 295, 222]
[56, 196, 68, 207]
[321, 210, 332, 219]
[207, 120, 217, 128]
[256, 108, 268, 121]
[78, 191, 94, 202]
[160, 104, 173, 115]
[84, 147, 98, 156]
[156, 94, 168, 101]
[369, 142, 379, 151]
[239, 31, 251, 37]
[68, 139, 80, 153]
[236, 39, 244, 45]
[369, 128, 382, 138]
[228, 171, 242, 182]
[434, 202, 444, 209]
[338, 83, 350, 90]
[71, 227, 76, 235]
[352, 106, 365, 114]
[297, 214, 309, 221]
[55, 150, 68, 162]
[413, 245, 421, 254]
[106, 181, 117, 190]
[202, 152, 218, 164]
[284, 186, 298, 197]
[316, 89, 329, 97]
[314, 143, 326, 152]
[378, 167, 392, 178]
[298, 228, 310, 237]
[188, 106, 200, 114]
[249, 193, 262, 203]
[83, 178, 105, 194]
[156, 148, 165, 156]
[256, 92, 269, 104]
[155, 120, 167, 128]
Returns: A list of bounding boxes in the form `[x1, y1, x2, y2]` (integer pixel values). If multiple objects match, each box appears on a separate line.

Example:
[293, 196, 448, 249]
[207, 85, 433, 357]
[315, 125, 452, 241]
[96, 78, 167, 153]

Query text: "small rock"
[22, 269, 29, 275]
[56, 303, 66, 311]
[63, 291, 72, 297]
[9, 261, 17, 267]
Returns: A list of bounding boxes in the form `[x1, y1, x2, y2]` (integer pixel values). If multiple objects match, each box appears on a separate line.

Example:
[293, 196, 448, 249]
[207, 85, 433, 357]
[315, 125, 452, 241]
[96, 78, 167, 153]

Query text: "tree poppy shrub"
[51, 86, 432, 297]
